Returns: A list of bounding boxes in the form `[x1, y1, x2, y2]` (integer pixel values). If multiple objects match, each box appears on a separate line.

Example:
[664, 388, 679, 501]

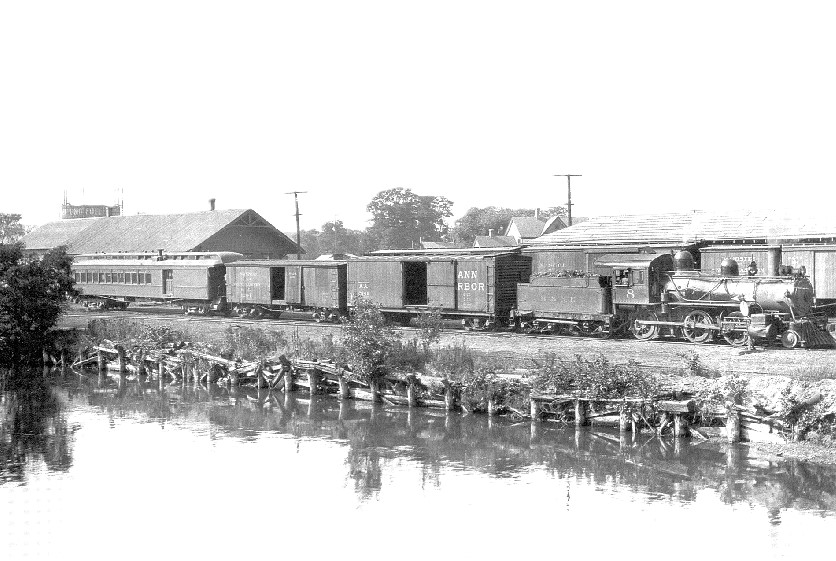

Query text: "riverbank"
[53, 314, 836, 465]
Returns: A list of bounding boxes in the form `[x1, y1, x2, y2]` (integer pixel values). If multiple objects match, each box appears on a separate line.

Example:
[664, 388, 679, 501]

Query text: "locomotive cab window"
[632, 270, 645, 285]
[614, 269, 631, 286]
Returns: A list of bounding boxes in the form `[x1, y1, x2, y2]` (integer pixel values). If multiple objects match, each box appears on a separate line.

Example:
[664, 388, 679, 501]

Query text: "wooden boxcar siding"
[428, 260, 456, 308]
[455, 259, 490, 312]
[302, 265, 347, 309]
[347, 261, 404, 308]
[493, 254, 532, 315]
[226, 266, 271, 304]
[700, 247, 770, 276]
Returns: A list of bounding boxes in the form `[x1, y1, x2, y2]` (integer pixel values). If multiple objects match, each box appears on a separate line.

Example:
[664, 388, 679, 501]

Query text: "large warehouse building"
[22, 208, 301, 259]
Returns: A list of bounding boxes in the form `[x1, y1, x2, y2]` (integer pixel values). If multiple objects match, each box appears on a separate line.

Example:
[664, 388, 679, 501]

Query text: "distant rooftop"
[531, 210, 836, 247]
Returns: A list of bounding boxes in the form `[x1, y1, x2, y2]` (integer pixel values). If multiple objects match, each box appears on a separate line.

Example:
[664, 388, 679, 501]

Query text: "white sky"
[2, 1, 835, 234]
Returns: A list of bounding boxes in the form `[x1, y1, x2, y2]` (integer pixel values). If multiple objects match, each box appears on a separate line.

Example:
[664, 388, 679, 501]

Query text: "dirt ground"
[59, 308, 836, 378]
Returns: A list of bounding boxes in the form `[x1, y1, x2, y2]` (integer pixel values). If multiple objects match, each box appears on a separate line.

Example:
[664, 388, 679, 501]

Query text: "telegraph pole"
[285, 191, 307, 260]
[553, 174, 581, 226]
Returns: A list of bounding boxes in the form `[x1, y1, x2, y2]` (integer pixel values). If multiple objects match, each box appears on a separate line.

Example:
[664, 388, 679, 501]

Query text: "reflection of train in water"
[72, 246, 833, 349]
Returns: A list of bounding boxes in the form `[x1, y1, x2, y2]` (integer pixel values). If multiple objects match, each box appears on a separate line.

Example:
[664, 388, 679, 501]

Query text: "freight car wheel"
[721, 312, 749, 347]
[781, 329, 800, 349]
[631, 310, 660, 341]
[682, 310, 715, 344]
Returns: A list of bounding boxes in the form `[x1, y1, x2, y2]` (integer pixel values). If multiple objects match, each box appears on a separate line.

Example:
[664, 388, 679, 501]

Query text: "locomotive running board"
[635, 319, 723, 331]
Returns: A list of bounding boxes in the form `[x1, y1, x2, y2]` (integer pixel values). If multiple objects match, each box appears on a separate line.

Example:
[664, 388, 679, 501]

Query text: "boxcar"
[347, 250, 532, 327]
[225, 260, 348, 319]
[73, 252, 242, 311]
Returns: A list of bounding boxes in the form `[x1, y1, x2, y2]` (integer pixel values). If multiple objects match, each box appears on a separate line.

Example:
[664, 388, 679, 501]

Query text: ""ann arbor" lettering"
[457, 270, 485, 291]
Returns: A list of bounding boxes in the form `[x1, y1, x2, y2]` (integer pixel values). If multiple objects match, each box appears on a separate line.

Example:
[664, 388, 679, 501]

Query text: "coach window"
[105, 272, 112, 284]
[145, 272, 152, 285]
[118, 272, 125, 284]
[131, 272, 138, 285]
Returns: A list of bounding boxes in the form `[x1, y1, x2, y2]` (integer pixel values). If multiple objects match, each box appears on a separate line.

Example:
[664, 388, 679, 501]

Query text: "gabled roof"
[473, 235, 518, 248]
[23, 209, 301, 254]
[22, 218, 101, 250]
[421, 241, 459, 249]
[530, 210, 836, 247]
[506, 216, 546, 238]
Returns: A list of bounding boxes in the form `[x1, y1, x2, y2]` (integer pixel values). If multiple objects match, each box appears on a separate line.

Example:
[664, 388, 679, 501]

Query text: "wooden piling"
[407, 380, 417, 407]
[284, 367, 294, 393]
[157, 358, 165, 380]
[618, 405, 629, 433]
[726, 403, 740, 443]
[530, 398, 542, 420]
[308, 369, 320, 396]
[673, 414, 686, 438]
[97, 350, 106, 372]
[338, 375, 350, 400]
[444, 383, 456, 411]
[42, 348, 50, 366]
[574, 399, 587, 427]
[487, 397, 496, 417]
[369, 379, 381, 403]
[116, 346, 127, 373]
[657, 412, 670, 436]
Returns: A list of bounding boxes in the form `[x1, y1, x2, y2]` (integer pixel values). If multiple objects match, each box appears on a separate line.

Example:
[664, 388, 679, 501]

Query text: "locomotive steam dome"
[673, 250, 695, 271]
[720, 258, 739, 276]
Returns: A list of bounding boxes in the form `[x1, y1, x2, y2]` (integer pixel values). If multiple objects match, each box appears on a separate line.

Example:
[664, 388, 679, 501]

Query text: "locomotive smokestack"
[767, 246, 781, 276]
[209, 198, 216, 211]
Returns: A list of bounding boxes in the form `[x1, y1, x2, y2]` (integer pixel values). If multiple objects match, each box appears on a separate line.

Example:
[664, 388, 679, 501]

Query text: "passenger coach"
[73, 251, 242, 311]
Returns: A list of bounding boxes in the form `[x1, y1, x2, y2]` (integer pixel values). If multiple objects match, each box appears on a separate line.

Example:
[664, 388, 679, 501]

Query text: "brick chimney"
[488, 228, 495, 237]
[209, 198, 216, 211]
[535, 208, 540, 221]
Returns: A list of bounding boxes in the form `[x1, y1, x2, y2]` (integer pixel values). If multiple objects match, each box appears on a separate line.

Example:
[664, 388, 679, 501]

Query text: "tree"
[0, 244, 76, 365]
[366, 188, 453, 249]
[0, 213, 26, 244]
[296, 220, 372, 259]
[452, 206, 566, 246]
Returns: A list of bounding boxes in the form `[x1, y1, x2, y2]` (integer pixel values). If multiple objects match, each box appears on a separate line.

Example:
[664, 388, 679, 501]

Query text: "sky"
[2, 1, 836, 235]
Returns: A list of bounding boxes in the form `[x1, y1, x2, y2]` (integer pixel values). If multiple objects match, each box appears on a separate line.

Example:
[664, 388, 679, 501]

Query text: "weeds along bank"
[71, 298, 836, 458]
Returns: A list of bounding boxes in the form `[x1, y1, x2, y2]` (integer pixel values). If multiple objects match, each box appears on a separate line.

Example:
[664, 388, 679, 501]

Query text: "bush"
[221, 326, 288, 361]
[528, 353, 661, 399]
[341, 296, 395, 383]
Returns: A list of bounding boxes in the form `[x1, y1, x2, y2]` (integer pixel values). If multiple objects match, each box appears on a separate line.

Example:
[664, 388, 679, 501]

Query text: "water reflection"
[0, 369, 75, 485]
[4, 369, 836, 518]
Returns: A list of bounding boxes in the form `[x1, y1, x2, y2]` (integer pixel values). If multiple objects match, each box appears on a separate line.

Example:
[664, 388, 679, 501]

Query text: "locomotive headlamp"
[739, 300, 751, 316]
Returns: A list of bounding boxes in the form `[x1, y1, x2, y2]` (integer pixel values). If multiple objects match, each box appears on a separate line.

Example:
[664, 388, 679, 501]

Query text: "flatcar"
[348, 249, 531, 328]
[225, 260, 347, 320]
[73, 251, 243, 312]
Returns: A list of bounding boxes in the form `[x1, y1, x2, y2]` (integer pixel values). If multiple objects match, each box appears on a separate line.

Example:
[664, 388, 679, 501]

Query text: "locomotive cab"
[595, 253, 674, 306]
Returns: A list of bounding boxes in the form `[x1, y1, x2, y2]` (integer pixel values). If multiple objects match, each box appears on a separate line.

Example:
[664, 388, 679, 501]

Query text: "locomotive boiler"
[633, 251, 827, 348]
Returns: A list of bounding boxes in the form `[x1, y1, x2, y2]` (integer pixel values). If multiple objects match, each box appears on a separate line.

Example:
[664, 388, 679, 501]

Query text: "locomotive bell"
[673, 250, 695, 271]
[720, 258, 739, 276]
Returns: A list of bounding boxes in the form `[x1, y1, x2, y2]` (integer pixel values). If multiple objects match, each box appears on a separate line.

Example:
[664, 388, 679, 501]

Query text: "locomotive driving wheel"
[631, 309, 660, 341]
[682, 310, 716, 343]
[721, 311, 749, 347]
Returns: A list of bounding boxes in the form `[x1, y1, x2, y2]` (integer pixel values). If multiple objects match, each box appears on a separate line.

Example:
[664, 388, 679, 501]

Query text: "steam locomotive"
[512, 250, 829, 348]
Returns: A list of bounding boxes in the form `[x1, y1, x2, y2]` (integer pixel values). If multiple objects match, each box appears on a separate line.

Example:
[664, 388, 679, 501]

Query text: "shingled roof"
[22, 217, 101, 251]
[506, 216, 546, 239]
[530, 210, 836, 247]
[473, 235, 518, 248]
[23, 209, 301, 256]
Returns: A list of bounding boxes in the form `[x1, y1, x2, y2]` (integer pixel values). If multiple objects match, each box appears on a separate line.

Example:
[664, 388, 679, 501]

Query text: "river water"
[2, 368, 835, 560]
